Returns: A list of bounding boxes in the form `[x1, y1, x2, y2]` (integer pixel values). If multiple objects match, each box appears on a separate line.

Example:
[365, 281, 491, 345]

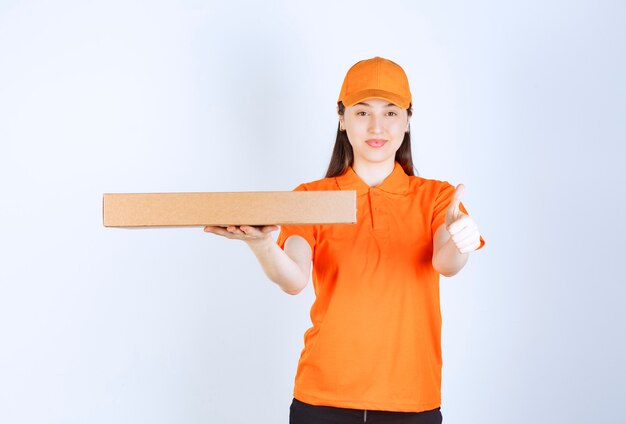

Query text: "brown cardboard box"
[103, 191, 357, 227]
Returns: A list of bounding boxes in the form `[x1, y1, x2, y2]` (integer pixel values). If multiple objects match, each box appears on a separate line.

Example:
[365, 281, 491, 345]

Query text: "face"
[340, 98, 410, 169]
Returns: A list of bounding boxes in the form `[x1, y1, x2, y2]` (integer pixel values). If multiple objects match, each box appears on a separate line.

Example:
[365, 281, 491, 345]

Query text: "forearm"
[246, 237, 309, 295]
[432, 236, 469, 277]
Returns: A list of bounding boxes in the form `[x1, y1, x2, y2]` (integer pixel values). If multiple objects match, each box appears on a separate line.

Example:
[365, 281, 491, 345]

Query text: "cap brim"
[340, 89, 411, 109]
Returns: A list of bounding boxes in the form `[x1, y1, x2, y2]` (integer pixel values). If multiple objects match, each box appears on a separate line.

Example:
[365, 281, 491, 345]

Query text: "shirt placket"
[369, 188, 390, 248]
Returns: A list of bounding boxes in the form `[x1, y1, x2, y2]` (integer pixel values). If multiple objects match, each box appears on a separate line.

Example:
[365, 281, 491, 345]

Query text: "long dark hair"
[325, 102, 416, 178]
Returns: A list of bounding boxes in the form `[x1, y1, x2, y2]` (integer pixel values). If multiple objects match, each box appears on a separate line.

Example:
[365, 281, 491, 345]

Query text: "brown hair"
[325, 102, 416, 178]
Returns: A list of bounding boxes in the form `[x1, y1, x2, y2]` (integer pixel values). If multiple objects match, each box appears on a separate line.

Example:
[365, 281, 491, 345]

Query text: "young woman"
[205, 57, 485, 424]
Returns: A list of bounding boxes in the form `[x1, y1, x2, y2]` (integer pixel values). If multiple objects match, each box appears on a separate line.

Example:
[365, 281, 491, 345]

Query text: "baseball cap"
[337, 56, 412, 109]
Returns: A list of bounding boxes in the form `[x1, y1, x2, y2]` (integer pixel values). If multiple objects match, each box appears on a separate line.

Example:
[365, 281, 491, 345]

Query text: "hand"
[203, 225, 278, 245]
[445, 184, 481, 254]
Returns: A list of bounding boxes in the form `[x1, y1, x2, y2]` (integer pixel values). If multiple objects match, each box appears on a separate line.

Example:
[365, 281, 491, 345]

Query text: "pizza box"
[102, 191, 357, 227]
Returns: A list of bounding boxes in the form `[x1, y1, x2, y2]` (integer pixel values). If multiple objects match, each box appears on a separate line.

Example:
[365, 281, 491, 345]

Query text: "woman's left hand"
[445, 184, 482, 254]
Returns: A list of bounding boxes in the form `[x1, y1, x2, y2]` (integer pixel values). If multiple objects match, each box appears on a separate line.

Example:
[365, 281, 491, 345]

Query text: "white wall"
[1, 0, 624, 422]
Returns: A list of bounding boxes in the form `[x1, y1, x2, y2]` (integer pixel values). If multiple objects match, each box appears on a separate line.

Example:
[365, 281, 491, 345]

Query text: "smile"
[365, 139, 387, 148]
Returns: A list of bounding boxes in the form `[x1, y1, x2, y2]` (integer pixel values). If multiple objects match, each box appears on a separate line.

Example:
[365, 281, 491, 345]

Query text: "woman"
[205, 56, 485, 423]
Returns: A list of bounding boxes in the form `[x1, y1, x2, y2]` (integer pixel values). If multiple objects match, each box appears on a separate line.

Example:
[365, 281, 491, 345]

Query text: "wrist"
[245, 234, 275, 250]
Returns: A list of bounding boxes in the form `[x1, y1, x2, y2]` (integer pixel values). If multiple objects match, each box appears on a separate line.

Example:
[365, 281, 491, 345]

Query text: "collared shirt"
[277, 162, 485, 412]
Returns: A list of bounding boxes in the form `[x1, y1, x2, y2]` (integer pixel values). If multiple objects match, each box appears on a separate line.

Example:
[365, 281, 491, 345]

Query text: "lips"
[365, 139, 387, 148]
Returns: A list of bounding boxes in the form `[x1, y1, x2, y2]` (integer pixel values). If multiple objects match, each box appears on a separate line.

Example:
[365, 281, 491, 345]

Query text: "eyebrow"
[355, 102, 398, 107]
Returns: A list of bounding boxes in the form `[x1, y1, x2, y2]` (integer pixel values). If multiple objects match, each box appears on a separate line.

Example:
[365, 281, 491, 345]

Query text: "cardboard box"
[103, 191, 357, 227]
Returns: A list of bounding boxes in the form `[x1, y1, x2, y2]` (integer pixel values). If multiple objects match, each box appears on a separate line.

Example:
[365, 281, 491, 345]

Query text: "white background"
[1, 0, 625, 422]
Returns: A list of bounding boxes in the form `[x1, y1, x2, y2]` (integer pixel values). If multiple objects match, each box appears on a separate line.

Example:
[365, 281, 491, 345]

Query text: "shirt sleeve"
[276, 183, 317, 252]
[432, 182, 486, 250]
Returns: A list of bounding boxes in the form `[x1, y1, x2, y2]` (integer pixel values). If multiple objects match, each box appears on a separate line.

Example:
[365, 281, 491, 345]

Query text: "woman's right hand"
[203, 225, 278, 246]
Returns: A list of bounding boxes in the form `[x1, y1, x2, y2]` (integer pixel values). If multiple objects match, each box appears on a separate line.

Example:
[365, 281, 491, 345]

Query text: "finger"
[455, 233, 480, 250]
[459, 240, 481, 254]
[260, 225, 279, 234]
[452, 183, 465, 204]
[207, 225, 277, 240]
[448, 217, 477, 239]
[204, 225, 228, 234]
[204, 226, 240, 239]
[239, 225, 257, 235]
[447, 214, 474, 235]
[240, 225, 265, 233]
[226, 225, 245, 236]
[445, 184, 465, 221]
[240, 225, 276, 236]
[226, 225, 251, 237]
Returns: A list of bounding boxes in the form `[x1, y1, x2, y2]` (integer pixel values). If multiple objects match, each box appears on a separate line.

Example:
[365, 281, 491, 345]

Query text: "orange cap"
[337, 57, 412, 109]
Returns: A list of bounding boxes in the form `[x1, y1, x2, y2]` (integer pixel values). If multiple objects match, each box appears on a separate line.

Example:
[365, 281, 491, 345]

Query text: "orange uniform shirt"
[277, 162, 485, 412]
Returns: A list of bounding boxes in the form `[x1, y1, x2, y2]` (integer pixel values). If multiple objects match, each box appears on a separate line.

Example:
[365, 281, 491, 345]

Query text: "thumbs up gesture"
[445, 184, 482, 254]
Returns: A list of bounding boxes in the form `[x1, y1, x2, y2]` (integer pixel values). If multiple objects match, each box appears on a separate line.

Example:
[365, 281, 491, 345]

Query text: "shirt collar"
[335, 162, 410, 195]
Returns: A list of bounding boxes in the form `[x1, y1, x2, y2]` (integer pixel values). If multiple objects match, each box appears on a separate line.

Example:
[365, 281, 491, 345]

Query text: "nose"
[368, 114, 382, 134]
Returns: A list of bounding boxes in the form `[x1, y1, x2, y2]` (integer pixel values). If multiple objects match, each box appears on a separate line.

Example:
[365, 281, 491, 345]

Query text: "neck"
[352, 159, 396, 187]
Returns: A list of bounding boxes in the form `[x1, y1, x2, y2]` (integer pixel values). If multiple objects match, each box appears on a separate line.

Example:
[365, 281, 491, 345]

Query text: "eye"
[356, 111, 367, 116]
[386, 111, 397, 116]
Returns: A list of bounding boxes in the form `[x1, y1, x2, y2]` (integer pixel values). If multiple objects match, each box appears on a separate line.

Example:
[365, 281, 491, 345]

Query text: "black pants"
[289, 398, 443, 424]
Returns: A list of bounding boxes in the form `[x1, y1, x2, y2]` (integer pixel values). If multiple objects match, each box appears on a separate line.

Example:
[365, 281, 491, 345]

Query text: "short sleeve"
[431, 182, 485, 251]
[276, 184, 317, 252]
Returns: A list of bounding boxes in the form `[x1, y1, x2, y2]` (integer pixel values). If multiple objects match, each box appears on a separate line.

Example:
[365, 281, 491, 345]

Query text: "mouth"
[365, 139, 387, 148]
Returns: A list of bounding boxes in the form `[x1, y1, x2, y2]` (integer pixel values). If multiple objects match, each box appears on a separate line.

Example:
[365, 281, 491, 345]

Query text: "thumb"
[446, 184, 465, 224]
[260, 225, 279, 234]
